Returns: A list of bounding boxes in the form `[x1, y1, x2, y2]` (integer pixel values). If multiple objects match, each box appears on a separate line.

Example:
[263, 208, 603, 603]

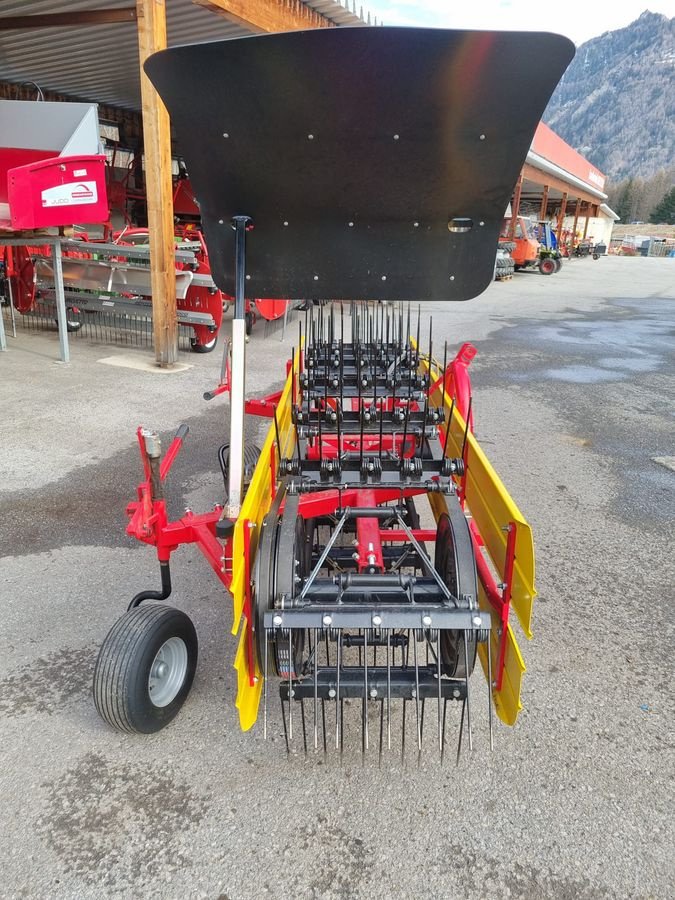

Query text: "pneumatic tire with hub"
[93, 603, 198, 734]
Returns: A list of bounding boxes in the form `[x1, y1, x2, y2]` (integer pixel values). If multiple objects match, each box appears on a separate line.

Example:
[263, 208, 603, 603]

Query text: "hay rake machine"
[93, 26, 574, 758]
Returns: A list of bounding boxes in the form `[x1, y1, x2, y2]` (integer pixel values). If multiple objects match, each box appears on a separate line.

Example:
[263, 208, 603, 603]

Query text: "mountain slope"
[544, 11, 675, 179]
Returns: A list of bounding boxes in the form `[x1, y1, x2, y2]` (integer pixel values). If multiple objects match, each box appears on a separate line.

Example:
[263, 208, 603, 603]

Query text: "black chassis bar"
[264, 606, 490, 632]
[280, 667, 469, 702]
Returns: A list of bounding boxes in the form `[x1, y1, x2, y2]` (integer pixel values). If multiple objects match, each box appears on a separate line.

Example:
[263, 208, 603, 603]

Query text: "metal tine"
[415, 304, 421, 365]
[291, 346, 296, 408]
[281, 697, 290, 757]
[420, 698, 426, 749]
[441, 699, 448, 764]
[440, 340, 448, 407]
[273, 408, 283, 465]
[336, 398, 342, 460]
[313, 627, 319, 751]
[463, 629, 473, 751]
[401, 699, 407, 765]
[263, 632, 269, 740]
[460, 396, 473, 460]
[340, 699, 344, 760]
[379, 699, 385, 767]
[387, 629, 392, 750]
[363, 628, 369, 755]
[487, 629, 495, 752]
[301, 700, 308, 756]
[401, 398, 410, 464]
[456, 698, 466, 765]
[443, 397, 456, 460]
[378, 388, 384, 461]
[406, 302, 411, 363]
[321, 699, 327, 757]
[436, 631, 442, 755]
[413, 631, 422, 759]
[287, 631, 293, 740]
[335, 631, 342, 750]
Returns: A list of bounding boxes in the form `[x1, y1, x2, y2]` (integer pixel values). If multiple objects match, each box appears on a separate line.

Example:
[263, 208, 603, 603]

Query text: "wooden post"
[556, 192, 568, 252]
[583, 204, 590, 240]
[538, 184, 549, 220]
[572, 198, 581, 245]
[137, 0, 177, 367]
[507, 173, 524, 240]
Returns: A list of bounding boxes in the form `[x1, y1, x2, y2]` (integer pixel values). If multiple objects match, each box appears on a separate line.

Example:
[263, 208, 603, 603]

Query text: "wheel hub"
[148, 636, 188, 707]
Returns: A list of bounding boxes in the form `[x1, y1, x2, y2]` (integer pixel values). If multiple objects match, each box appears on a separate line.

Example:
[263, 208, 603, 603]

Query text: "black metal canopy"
[146, 28, 574, 301]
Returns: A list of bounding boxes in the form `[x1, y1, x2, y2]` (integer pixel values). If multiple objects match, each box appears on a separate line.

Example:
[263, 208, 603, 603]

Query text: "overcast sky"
[361, 1, 675, 46]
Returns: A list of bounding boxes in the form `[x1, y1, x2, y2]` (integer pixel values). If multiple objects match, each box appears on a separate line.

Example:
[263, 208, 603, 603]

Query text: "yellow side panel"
[476, 587, 526, 726]
[444, 405, 536, 638]
[230, 356, 298, 730]
[419, 350, 535, 725]
[234, 620, 262, 731]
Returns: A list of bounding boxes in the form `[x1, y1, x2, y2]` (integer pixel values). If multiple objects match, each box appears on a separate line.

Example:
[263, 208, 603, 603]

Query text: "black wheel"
[93, 603, 198, 734]
[434, 500, 478, 678]
[554, 257, 563, 272]
[190, 333, 218, 353]
[592, 253, 599, 260]
[218, 442, 261, 497]
[245, 311, 253, 336]
[54, 306, 82, 332]
[538, 257, 556, 275]
[254, 496, 308, 678]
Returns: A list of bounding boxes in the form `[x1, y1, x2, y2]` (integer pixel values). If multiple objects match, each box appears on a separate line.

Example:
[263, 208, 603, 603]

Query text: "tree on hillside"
[613, 177, 639, 222]
[650, 187, 675, 224]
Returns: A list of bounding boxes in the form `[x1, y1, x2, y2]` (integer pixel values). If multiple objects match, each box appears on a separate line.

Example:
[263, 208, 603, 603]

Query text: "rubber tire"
[54, 307, 82, 333]
[93, 603, 198, 734]
[538, 257, 556, 275]
[434, 509, 478, 679]
[190, 333, 218, 353]
[245, 311, 253, 336]
[553, 257, 563, 272]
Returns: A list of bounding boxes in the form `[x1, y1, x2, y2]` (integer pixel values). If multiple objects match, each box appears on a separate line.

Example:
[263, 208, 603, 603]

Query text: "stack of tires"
[495, 243, 515, 280]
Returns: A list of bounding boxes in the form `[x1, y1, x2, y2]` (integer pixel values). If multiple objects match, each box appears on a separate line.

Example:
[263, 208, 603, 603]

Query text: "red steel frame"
[124, 343, 514, 693]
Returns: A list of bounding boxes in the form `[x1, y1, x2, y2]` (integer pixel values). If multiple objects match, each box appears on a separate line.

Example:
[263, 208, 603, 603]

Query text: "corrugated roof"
[0, 0, 370, 111]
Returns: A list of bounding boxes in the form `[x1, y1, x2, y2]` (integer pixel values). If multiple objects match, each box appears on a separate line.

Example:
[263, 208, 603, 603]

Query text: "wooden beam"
[0, 8, 136, 29]
[137, 0, 177, 367]
[522, 162, 601, 207]
[192, 0, 334, 33]
[538, 184, 549, 220]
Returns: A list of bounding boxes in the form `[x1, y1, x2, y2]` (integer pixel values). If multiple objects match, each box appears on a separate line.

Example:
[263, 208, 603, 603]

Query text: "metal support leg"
[0, 294, 6, 351]
[52, 241, 70, 363]
[225, 215, 250, 519]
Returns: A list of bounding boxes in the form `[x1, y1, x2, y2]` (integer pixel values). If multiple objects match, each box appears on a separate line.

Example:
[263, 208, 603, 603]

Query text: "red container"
[7, 154, 108, 229]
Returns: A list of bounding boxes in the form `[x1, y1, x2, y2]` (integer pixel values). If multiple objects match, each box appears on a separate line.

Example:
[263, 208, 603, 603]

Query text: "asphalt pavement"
[1, 256, 673, 899]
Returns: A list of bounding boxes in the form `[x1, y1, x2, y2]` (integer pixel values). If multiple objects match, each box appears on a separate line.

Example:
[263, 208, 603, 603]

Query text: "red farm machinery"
[0, 99, 288, 355]
[92, 27, 574, 758]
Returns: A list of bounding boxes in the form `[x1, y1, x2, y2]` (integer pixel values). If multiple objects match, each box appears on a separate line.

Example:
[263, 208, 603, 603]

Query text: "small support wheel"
[245, 310, 254, 336]
[190, 333, 218, 353]
[93, 603, 198, 734]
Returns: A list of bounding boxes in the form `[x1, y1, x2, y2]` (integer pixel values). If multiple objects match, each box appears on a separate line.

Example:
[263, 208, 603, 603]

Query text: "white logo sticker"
[41, 181, 98, 208]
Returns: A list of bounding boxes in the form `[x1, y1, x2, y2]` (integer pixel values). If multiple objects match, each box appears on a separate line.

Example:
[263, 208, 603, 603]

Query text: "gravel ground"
[0, 256, 673, 899]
